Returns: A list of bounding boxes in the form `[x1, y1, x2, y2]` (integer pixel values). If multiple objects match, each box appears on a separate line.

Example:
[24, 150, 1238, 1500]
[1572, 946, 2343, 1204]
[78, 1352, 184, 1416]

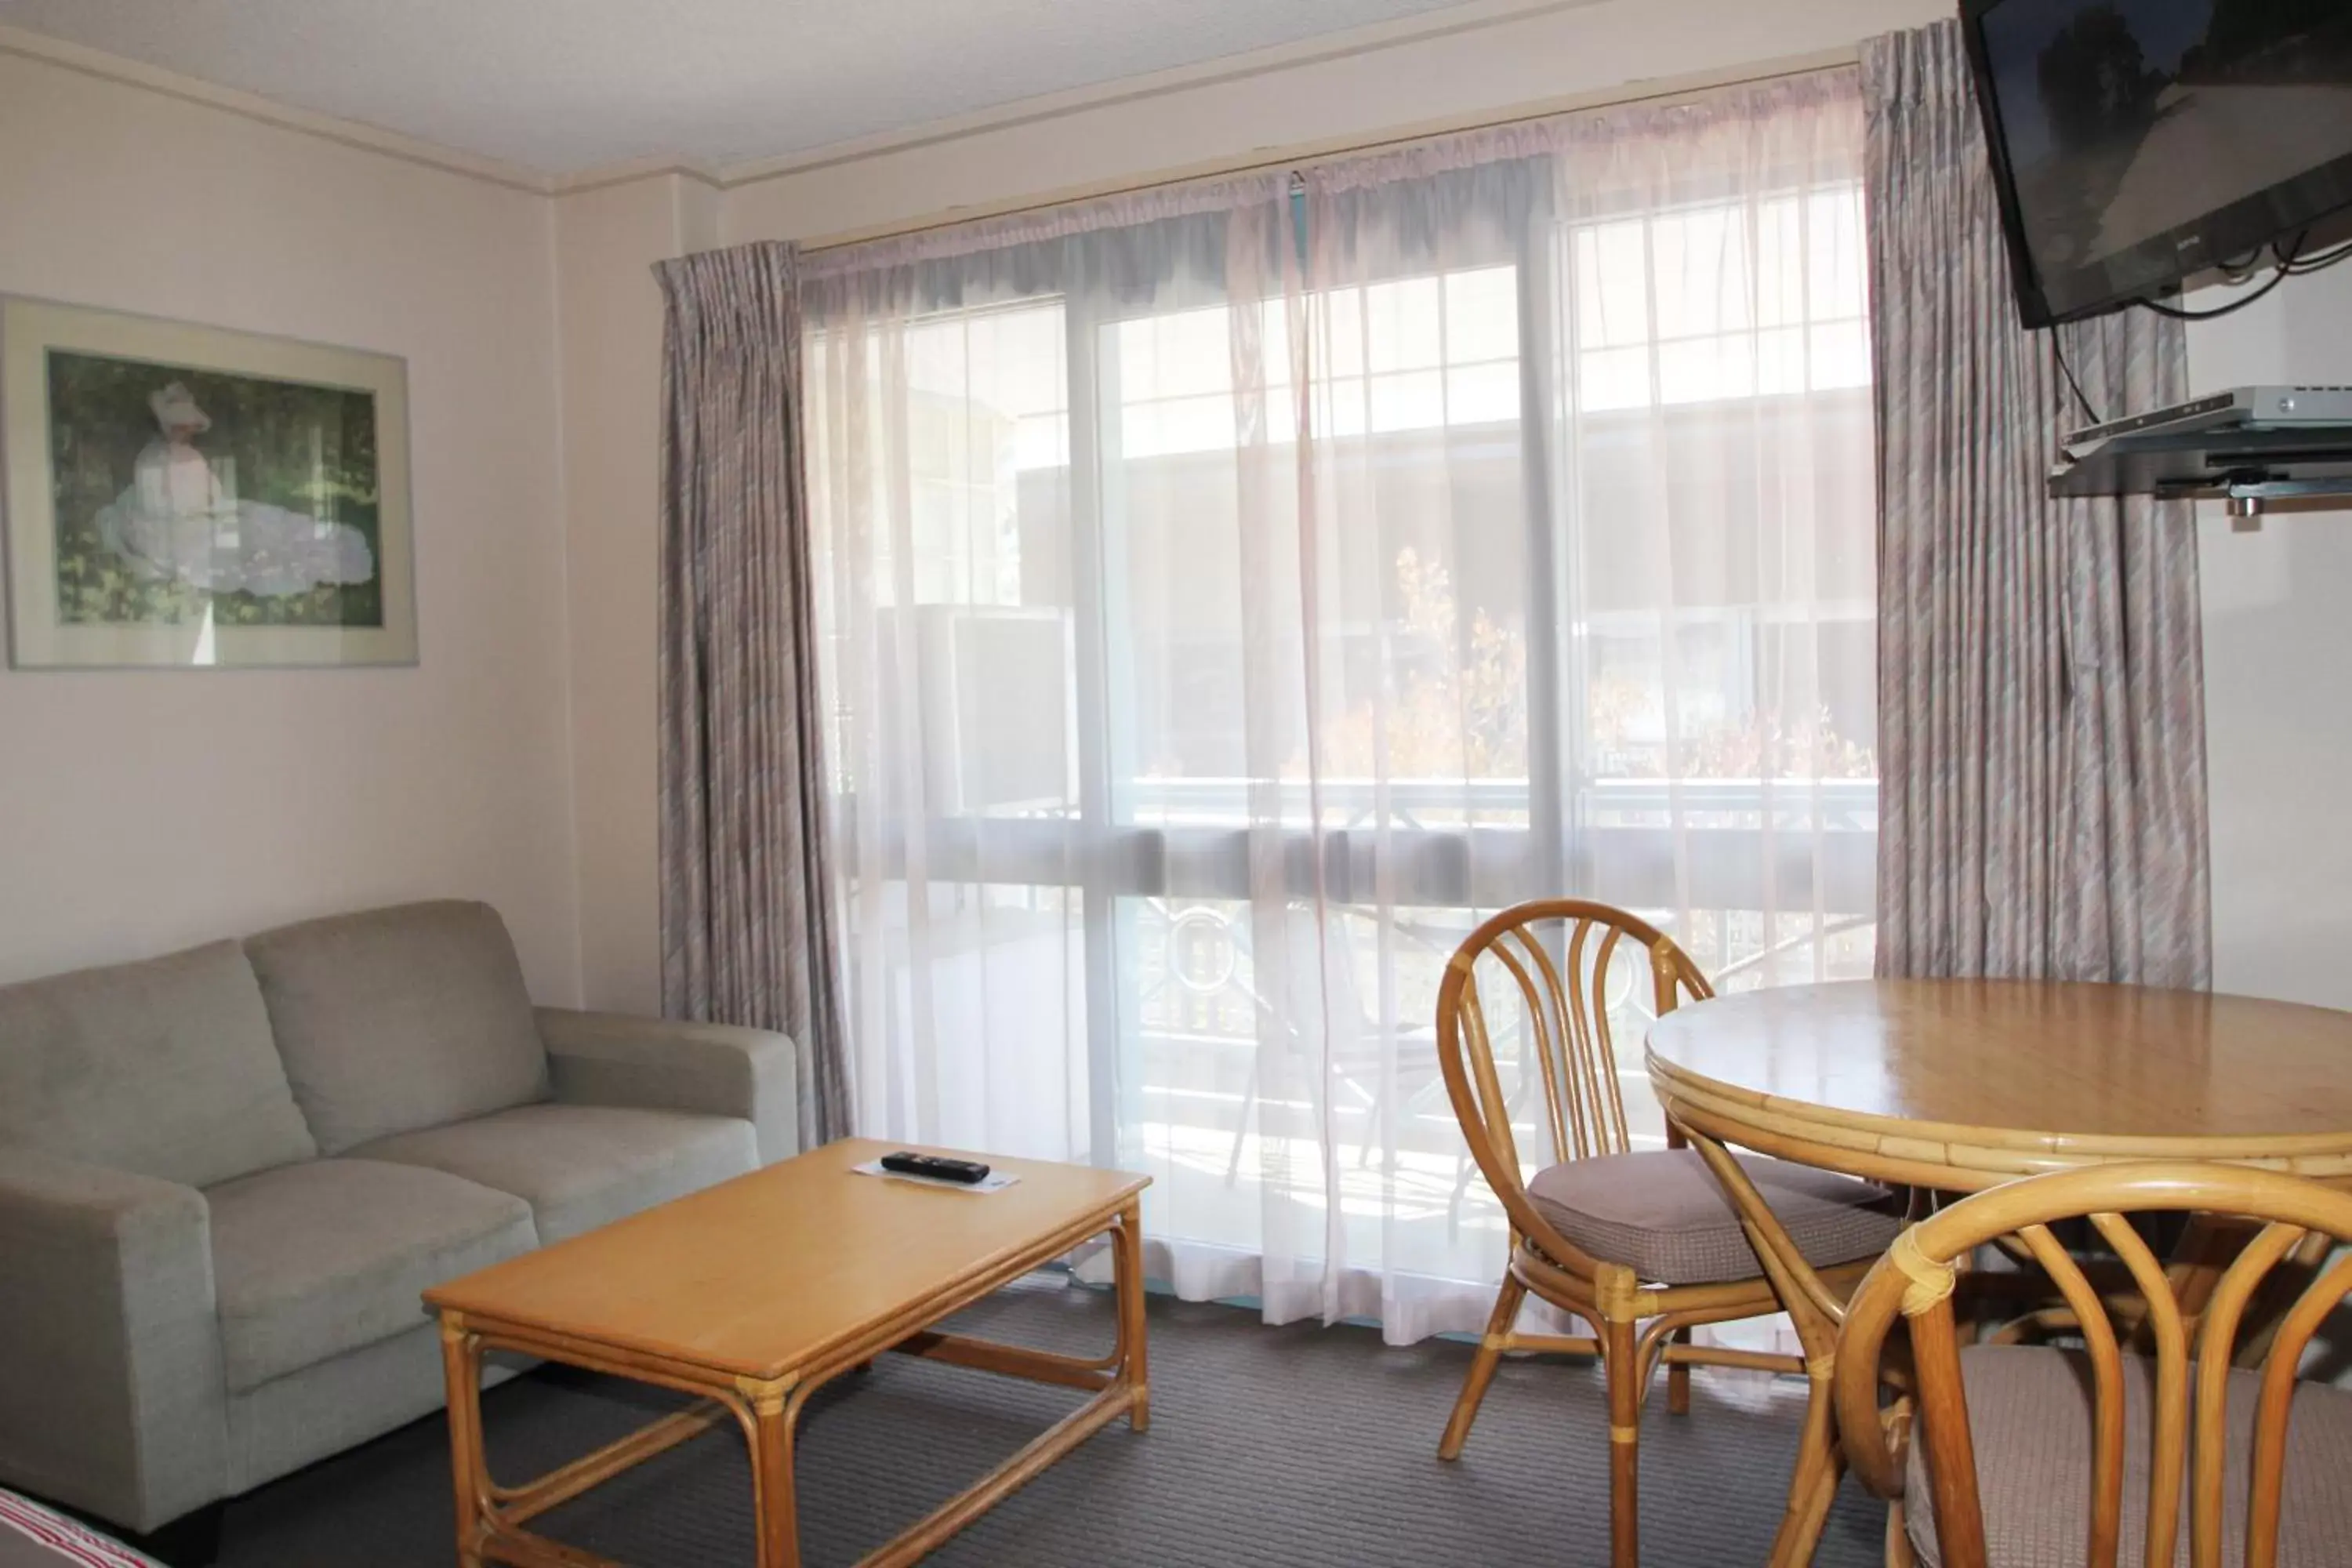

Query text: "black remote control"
[880, 1151, 991, 1185]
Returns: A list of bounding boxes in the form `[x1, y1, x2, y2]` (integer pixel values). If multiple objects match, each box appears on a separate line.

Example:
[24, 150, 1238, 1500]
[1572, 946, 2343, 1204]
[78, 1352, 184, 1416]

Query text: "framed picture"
[2, 296, 414, 669]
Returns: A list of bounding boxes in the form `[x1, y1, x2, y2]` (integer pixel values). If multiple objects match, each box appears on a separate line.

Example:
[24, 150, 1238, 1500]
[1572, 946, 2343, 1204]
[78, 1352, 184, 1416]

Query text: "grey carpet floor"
[216, 1279, 1888, 1566]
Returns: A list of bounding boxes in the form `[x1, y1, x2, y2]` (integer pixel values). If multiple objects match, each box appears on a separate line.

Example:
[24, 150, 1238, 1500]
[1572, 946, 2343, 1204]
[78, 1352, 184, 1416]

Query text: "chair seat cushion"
[1906, 1343, 2352, 1568]
[207, 1158, 535, 1393]
[1524, 1147, 1903, 1285]
[350, 1102, 759, 1245]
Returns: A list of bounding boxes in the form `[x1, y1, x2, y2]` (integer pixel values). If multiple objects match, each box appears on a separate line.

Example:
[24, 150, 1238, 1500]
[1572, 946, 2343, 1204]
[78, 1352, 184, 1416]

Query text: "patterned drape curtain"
[1862, 21, 2211, 986]
[655, 241, 851, 1145]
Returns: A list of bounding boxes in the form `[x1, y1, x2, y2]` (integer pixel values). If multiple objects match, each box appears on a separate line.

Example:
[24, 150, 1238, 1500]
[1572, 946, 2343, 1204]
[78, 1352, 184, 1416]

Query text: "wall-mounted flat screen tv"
[1961, 0, 2352, 325]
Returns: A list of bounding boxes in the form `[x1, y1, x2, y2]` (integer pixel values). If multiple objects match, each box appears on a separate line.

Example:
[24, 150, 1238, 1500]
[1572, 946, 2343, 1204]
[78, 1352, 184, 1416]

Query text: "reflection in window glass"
[1122, 898, 1523, 1268]
[1105, 267, 1531, 834]
[1561, 171, 1878, 997]
[1570, 184, 1871, 412]
[808, 299, 1079, 821]
[1113, 265, 1525, 459]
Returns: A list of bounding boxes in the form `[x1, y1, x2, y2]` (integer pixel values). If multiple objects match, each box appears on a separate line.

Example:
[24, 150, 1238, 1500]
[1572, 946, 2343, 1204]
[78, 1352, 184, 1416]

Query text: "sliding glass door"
[804, 71, 1875, 1339]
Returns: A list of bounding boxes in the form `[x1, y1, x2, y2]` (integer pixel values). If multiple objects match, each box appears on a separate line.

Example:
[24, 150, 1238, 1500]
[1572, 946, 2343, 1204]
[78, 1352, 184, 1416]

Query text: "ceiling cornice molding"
[550, 157, 728, 198]
[5, 0, 1631, 201]
[0, 21, 557, 194]
[554, 0, 1612, 194]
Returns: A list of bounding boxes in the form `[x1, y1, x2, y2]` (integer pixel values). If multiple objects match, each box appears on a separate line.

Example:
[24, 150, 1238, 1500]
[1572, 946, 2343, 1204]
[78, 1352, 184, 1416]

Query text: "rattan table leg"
[744, 1379, 803, 1568]
[1115, 1199, 1151, 1432]
[1677, 1125, 1860, 1568]
[439, 1315, 491, 1568]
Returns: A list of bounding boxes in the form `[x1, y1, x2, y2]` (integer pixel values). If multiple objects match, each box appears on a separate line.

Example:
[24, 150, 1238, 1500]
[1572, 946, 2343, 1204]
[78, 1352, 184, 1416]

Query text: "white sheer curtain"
[802, 70, 1875, 1344]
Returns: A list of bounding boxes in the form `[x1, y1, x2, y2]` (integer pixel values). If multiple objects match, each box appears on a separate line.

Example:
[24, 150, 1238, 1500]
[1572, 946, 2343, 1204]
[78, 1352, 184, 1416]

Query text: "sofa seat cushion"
[244, 902, 550, 1155]
[0, 941, 316, 1189]
[351, 1103, 759, 1245]
[206, 1157, 535, 1392]
[1906, 1343, 2352, 1567]
[1524, 1147, 1904, 1286]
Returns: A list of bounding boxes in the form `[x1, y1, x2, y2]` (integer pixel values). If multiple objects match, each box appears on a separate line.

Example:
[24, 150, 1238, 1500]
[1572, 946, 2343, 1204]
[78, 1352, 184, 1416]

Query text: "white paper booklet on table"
[852, 1157, 1022, 1194]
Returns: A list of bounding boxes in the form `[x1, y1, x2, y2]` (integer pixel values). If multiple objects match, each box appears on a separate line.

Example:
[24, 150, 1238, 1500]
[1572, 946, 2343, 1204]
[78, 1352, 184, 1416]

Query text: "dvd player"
[2065, 387, 2352, 457]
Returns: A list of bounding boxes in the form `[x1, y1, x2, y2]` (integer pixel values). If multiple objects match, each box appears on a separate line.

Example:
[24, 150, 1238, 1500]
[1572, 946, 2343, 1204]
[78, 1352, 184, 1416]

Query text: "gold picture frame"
[2, 295, 416, 669]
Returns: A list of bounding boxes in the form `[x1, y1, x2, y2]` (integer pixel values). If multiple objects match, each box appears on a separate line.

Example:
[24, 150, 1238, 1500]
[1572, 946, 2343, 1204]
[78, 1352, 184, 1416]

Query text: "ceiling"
[0, 0, 1497, 176]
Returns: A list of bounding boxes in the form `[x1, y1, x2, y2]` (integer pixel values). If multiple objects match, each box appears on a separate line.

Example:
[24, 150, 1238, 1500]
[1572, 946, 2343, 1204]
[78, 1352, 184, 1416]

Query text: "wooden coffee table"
[423, 1137, 1151, 1568]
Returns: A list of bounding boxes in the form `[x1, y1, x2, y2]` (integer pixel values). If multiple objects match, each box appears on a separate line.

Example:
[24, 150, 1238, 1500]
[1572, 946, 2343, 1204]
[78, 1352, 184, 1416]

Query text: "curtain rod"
[797, 45, 1858, 256]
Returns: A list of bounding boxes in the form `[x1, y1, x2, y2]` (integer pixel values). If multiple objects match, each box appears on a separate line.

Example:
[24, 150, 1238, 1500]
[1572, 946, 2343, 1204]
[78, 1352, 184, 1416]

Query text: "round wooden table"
[1647, 978, 2352, 1192]
[1642, 978, 2352, 1566]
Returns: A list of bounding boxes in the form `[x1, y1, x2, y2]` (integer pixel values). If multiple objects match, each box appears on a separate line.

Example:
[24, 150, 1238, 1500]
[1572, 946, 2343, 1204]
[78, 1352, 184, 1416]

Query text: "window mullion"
[1518, 181, 1572, 905]
[1064, 288, 1136, 1169]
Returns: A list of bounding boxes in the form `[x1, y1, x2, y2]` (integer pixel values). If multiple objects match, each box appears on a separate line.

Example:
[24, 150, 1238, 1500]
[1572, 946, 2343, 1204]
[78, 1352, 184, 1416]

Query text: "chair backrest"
[1832, 1161, 2352, 1568]
[1280, 902, 1369, 1047]
[1434, 901, 1711, 1238]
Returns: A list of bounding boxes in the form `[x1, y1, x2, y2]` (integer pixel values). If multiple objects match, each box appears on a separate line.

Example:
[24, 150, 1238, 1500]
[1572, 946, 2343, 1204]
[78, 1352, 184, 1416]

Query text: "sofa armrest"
[536, 1008, 800, 1164]
[0, 1148, 226, 1534]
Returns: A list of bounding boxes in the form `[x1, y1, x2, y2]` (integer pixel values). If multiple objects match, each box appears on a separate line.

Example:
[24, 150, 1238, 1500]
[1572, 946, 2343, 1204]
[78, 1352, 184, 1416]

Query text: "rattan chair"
[1433, 900, 1906, 1568]
[1834, 1161, 2352, 1568]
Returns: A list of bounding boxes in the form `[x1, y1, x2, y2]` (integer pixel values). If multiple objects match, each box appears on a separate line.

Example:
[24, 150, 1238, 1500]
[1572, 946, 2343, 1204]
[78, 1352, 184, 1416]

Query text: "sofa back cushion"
[0, 940, 318, 1189]
[243, 901, 550, 1156]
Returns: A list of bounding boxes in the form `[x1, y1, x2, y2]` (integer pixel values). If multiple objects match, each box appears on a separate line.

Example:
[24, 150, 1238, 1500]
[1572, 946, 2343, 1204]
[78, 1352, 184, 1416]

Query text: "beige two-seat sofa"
[0, 900, 799, 1547]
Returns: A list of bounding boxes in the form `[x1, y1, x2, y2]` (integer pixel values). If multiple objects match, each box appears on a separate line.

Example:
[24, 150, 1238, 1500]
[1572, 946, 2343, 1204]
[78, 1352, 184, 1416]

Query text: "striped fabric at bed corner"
[0, 1492, 162, 1568]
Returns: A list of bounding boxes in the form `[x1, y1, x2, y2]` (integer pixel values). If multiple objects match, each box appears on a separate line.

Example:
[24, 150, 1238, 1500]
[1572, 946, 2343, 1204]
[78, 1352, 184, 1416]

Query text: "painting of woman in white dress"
[94, 381, 376, 600]
[3, 296, 412, 669]
[43, 351, 384, 630]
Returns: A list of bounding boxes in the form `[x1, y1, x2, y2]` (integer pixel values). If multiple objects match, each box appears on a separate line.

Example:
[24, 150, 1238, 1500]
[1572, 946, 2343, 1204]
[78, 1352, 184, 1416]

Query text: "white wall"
[0, 49, 583, 999]
[556, 173, 720, 1014]
[2188, 269, 2352, 1010]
